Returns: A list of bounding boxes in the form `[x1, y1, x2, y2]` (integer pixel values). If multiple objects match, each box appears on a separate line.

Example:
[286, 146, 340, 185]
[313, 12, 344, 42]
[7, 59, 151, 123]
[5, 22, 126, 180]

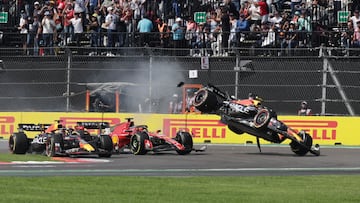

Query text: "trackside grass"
[0, 153, 52, 162]
[0, 176, 359, 203]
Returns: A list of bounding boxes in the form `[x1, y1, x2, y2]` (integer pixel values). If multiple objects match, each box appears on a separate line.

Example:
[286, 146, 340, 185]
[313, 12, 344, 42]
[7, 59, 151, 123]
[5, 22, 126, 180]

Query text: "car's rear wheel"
[130, 131, 149, 155]
[9, 132, 29, 154]
[46, 133, 64, 157]
[193, 88, 218, 113]
[98, 135, 113, 158]
[253, 109, 271, 129]
[290, 131, 313, 156]
[175, 131, 193, 155]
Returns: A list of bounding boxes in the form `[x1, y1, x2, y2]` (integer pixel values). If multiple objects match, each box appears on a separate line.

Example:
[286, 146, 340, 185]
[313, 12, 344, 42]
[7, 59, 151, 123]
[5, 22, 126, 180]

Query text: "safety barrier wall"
[1, 112, 359, 146]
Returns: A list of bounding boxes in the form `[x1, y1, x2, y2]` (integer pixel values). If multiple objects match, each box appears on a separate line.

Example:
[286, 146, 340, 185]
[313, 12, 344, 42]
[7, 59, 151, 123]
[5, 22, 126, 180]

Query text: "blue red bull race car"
[9, 120, 113, 157]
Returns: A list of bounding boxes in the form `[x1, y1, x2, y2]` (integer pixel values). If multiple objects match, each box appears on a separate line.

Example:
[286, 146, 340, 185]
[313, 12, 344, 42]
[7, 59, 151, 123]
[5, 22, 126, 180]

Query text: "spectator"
[280, 21, 298, 55]
[352, 21, 360, 48]
[350, 10, 360, 32]
[191, 22, 207, 56]
[41, 10, 56, 55]
[70, 12, 83, 49]
[63, 3, 75, 45]
[137, 14, 153, 47]
[185, 17, 197, 47]
[104, 6, 117, 56]
[168, 94, 182, 114]
[224, 0, 239, 20]
[221, 7, 231, 56]
[18, 10, 29, 55]
[28, 15, 41, 56]
[247, 1, 261, 30]
[87, 0, 100, 14]
[268, 11, 283, 29]
[171, 17, 185, 54]
[33, 1, 42, 19]
[156, 18, 170, 48]
[298, 101, 312, 116]
[291, 0, 302, 15]
[240, 0, 251, 18]
[88, 13, 100, 55]
[256, 0, 269, 24]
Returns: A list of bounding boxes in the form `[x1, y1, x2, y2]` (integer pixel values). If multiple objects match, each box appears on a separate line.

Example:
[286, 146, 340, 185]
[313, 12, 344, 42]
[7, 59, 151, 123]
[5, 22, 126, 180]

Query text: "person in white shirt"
[350, 10, 360, 31]
[70, 12, 83, 48]
[104, 6, 117, 56]
[18, 10, 28, 55]
[41, 10, 56, 55]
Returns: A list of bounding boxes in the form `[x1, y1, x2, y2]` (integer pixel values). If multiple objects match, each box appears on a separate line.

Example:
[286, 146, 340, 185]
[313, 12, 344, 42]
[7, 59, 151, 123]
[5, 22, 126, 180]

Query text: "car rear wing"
[76, 122, 110, 129]
[17, 124, 52, 132]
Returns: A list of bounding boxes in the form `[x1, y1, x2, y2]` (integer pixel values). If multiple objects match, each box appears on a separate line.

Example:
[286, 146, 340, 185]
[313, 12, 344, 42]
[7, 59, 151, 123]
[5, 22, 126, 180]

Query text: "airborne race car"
[9, 121, 113, 157]
[192, 84, 320, 156]
[109, 118, 197, 155]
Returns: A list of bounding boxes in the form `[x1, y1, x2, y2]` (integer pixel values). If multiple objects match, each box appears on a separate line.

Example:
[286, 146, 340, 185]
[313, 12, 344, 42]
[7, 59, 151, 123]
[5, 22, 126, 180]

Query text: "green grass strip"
[0, 176, 359, 203]
[0, 153, 53, 162]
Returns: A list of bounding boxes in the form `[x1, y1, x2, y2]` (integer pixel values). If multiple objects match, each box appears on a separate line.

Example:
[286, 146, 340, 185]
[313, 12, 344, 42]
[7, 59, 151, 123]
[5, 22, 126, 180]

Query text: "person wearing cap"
[41, 10, 56, 55]
[171, 17, 185, 55]
[298, 101, 312, 116]
[104, 6, 117, 56]
[33, 1, 42, 19]
[18, 10, 28, 55]
[87, 13, 100, 55]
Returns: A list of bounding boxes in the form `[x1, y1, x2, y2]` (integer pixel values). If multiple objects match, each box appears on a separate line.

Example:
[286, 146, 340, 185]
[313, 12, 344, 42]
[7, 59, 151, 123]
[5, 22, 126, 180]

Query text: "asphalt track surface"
[1, 140, 360, 176]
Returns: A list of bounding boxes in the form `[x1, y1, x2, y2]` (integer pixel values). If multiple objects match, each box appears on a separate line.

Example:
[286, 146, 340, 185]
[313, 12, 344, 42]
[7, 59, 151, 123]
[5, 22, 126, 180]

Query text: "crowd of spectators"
[2, 0, 360, 56]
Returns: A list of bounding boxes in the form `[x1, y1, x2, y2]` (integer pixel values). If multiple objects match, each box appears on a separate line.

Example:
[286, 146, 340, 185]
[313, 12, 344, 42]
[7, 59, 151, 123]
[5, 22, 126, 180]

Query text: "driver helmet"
[248, 93, 263, 106]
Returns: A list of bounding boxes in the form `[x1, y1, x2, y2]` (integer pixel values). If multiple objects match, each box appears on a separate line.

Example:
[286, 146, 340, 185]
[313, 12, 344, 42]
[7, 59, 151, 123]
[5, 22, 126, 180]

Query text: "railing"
[0, 30, 359, 57]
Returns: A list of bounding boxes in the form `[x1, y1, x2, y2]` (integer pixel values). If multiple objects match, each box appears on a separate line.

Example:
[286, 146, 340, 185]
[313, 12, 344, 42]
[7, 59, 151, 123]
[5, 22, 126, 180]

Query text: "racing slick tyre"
[9, 132, 29, 154]
[254, 109, 272, 130]
[175, 131, 193, 155]
[130, 131, 150, 155]
[98, 135, 113, 158]
[290, 131, 313, 156]
[46, 133, 64, 157]
[193, 88, 218, 113]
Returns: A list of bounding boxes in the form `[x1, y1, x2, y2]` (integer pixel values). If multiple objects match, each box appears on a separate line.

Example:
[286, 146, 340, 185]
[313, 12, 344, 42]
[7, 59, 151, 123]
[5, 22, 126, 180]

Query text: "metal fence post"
[66, 49, 71, 112]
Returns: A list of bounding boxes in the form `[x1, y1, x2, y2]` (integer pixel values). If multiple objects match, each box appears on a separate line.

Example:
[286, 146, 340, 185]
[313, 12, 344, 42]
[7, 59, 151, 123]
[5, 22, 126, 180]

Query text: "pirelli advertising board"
[0, 112, 359, 145]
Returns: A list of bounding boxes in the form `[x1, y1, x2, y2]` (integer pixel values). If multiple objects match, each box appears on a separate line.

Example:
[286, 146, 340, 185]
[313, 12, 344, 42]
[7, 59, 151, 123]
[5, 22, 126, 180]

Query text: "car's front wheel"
[175, 131, 193, 155]
[290, 131, 313, 156]
[45, 133, 63, 157]
[130, 132, 149, 155]
[98, 135, 113, 158]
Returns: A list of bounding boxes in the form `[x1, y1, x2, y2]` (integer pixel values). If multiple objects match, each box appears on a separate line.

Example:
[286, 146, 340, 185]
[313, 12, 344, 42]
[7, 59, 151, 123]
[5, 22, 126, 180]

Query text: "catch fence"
[0, 47, 359, 115]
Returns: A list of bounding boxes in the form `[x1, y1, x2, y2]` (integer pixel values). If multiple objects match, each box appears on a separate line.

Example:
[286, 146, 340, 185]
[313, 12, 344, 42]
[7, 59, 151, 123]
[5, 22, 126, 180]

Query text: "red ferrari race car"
[108, 118, 204, 155]
[9, 121, 113, 157]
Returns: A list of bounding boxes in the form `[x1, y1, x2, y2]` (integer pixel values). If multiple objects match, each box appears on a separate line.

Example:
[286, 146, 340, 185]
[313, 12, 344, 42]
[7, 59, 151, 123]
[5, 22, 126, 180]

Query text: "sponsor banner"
[0, 112, 359, 145]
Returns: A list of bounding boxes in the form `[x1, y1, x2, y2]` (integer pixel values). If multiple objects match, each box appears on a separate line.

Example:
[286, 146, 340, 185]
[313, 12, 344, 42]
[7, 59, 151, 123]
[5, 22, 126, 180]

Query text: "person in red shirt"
[256, 0, 269, 24]
[62, 2, 74, 45]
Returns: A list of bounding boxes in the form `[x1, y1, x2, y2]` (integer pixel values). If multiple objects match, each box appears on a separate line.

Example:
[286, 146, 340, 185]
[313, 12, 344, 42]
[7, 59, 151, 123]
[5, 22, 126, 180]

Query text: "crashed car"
[9, 121, 113, 157]
[109, 118, 200, 155]
[191, 83, 320, 156]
